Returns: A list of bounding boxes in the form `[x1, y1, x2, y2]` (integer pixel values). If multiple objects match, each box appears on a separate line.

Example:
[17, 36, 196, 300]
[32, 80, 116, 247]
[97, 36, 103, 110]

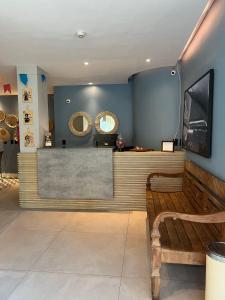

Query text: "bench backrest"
[184, 161, 225, 210]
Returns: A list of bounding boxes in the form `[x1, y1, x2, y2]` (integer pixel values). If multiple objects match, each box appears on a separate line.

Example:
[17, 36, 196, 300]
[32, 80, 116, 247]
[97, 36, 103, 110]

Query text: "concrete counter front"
[18, 150, 185, 211]
[37, 147, 113, 200]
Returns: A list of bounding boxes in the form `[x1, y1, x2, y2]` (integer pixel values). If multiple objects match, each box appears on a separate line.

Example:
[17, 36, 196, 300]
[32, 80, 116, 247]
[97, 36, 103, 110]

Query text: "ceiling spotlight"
[88, 82, 93, 85]
[76, 31, 87, 39]
[84, 62, 89, 66]
[146, 58, 151, 63]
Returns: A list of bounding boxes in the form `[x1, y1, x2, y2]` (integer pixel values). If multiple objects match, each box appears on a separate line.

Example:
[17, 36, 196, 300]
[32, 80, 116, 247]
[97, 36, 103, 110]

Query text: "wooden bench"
[146, 161, 225, 300]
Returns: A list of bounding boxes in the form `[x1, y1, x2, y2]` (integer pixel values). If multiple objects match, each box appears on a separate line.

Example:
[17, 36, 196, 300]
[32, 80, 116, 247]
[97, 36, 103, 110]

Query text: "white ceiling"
[0, 0, 208, 92]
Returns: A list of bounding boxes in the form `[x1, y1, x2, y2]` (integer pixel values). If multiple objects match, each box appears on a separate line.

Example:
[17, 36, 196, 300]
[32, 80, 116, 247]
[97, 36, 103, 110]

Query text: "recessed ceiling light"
[146, 58, 151, 63]
[88, 82, 93, 85]
[76, 31, 87, 39]
[84, 62, 89, 66]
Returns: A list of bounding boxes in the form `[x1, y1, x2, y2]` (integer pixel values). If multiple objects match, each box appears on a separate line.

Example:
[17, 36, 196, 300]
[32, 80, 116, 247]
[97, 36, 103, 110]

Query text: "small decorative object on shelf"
[13, 122, 20, 143]
[161, 140, 174, 152]
[116, 135, 125, 152]
[44, 132, 52, 147]
[62, 139, 66, 148]
[130, 146, 153, 152]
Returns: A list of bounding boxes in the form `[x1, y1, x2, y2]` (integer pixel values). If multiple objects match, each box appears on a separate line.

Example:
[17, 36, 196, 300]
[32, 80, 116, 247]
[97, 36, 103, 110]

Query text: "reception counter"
[18, 150, 185, 211]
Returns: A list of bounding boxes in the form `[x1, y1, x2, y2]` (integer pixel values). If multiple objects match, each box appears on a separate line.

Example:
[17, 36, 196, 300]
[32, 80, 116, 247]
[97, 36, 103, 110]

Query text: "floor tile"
[128, 212, 147, 238]
[8, 272, 120, 300]
[0, 186, 206, 299]
[0, 185, 20, 210]
[160, 279, 205, 300]
[8, 211, 71, 231]
[119, 277, 151, 300]
[0, 210, 19, 231]
[0, 227, 57, 270]
[65, 211, 129, 234]
[0, 270, 26, 300]
[34, 231, 126, 276]
[123, 234, 150, 278]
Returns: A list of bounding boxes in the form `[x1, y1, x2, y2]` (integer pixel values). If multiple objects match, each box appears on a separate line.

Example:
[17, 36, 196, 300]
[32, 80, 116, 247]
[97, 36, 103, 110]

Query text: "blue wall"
[132, 67, 180, 149]
[0, 95, 19, 173]
[181, 0, 225, 180]
[54, 84, 133, 147]
[48, 94, 54, 122]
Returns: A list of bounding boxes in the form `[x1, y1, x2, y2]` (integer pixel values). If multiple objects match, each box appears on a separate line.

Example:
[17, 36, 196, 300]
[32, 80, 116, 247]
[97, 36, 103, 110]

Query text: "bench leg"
[151, 245, 161, 300]
[152, 275, 160, 300]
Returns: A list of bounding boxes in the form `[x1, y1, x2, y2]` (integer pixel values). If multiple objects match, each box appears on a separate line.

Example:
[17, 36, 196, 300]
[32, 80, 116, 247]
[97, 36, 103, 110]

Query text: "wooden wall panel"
[18, 151, 185, 211]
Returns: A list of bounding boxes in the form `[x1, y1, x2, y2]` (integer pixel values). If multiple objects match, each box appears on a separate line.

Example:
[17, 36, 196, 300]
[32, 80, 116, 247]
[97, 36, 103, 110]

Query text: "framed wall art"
[22, 87, 32, 103]
[24, 128, 35, 147]
[161, 140, 174, 152]
[23, 109, 33, 125]
[182, 69, 214, 158]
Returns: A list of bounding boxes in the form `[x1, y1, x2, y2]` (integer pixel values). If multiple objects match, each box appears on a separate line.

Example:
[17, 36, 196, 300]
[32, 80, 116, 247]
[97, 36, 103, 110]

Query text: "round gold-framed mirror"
[5, 114, 18, 128]
[68, 112, 92, 137]
[0, 111, 5, 123]
[95, 111, 119, 134]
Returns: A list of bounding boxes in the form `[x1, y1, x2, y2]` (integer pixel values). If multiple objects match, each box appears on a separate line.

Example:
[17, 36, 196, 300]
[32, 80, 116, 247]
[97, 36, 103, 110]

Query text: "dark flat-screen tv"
[182, 69, 214, 157]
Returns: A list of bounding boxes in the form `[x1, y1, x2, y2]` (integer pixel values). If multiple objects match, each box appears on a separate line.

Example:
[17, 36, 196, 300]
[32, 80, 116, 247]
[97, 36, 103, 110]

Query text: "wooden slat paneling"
[185, 160, 225, 200]
[18, 151, 185, 211]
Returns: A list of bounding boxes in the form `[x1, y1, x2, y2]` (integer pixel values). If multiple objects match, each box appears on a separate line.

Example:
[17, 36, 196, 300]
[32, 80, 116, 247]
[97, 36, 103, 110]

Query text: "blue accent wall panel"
[181, 0, 225, 180]
[132, 67, 180, 149]
[54, 84, 133, 147]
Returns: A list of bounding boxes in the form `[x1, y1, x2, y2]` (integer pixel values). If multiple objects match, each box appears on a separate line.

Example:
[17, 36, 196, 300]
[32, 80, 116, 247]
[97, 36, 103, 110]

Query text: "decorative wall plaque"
[23, 109, 33, 125]
[24, 128, 35, 147]
[22, 87, 32, 103]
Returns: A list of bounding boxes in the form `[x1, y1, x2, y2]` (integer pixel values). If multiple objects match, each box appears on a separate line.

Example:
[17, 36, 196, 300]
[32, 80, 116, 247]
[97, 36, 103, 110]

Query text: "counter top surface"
[38, 147, 184, 155]
[38, 147, 113, 150]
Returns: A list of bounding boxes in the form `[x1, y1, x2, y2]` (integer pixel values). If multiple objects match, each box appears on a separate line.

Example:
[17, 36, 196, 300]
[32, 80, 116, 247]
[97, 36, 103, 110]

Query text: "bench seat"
[146, 161, 225, 300]
[148, 190, 223, 254]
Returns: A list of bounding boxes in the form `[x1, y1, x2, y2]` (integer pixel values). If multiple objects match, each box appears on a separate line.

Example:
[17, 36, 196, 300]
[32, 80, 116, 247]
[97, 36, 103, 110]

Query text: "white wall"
[17, 65, 48, 152]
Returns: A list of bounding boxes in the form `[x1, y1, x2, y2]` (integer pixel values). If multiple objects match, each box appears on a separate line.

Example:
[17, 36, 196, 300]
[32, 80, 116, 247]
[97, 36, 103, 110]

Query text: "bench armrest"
[146, 172, 184, 191]
[151, 211, 225, 242]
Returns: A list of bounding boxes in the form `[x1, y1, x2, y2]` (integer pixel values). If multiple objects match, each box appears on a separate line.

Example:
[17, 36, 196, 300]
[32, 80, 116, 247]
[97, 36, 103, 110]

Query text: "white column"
[17, 65, 49, 152]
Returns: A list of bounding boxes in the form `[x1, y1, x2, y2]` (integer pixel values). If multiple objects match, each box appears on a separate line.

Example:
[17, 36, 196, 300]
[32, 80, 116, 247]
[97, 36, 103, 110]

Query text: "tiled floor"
[0, 183, 205, 299]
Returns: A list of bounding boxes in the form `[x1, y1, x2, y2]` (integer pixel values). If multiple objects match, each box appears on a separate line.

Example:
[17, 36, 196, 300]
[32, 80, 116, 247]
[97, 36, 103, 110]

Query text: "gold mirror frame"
[5, 114, 18, 128]
[95, 111, 119, 134]
[68, 112, 92, 137]
[0, 111, 6, 123]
